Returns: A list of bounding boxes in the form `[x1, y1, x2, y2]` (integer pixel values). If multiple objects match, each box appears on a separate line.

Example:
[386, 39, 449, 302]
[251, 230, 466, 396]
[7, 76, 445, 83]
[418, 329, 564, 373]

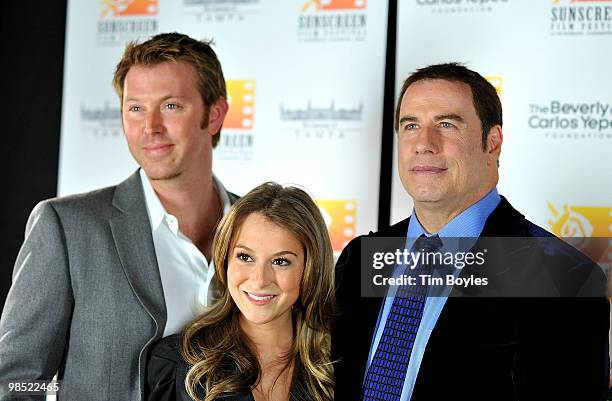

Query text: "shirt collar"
[214, 174, 232, 216]
[140, 169, 166, 231]
[406, 188, 501, 248]
[139, 168, 232, 232]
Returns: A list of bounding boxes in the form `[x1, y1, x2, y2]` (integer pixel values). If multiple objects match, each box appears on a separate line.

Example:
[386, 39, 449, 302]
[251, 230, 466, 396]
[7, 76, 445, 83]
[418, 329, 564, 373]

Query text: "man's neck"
[149, 171, 221, 259]
[413, 206, 458, 234]
[414, 186, 495, 234]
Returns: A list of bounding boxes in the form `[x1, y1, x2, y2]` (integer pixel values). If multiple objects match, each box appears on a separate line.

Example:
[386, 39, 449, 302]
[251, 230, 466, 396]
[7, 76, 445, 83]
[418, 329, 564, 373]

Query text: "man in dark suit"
[0, 33, 237, 400]
[334, 63, 609, 401]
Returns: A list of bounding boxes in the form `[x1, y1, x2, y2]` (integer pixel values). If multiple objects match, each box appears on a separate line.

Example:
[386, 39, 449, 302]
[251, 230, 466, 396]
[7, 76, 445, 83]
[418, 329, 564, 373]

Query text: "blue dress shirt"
[366, 188, 501, 400]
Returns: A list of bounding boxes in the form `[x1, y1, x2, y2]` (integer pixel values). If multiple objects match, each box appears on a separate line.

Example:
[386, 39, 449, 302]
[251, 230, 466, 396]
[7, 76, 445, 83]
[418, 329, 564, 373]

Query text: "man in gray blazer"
[0, 33, 237, 400]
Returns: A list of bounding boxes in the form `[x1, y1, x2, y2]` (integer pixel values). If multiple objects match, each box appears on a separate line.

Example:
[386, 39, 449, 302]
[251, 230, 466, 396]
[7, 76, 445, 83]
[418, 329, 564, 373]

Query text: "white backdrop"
[391, 0, 612, 271]
[58, 0, 388, 255]
[58, 0, 612, 286]
[52, 1, 612, 397]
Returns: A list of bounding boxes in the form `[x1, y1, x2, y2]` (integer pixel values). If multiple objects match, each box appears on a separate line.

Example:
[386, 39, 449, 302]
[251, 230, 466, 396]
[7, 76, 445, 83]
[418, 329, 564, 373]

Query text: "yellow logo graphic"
[485, 76, 502, 96]
[225, 80, 255, 130]
[548, 202, 612, 265]
[100, 0, 158, 17]
[302, 0, 367, 12]
[316, 200, 357, 253]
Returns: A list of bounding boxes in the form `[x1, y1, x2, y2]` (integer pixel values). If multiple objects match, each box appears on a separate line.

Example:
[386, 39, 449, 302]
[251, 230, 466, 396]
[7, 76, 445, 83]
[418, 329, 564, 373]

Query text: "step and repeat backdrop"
[58, 0, 612, 259]
[58, 0, 388, 254]
[51, 2, 612, 396]
[390, 0, 612, 270]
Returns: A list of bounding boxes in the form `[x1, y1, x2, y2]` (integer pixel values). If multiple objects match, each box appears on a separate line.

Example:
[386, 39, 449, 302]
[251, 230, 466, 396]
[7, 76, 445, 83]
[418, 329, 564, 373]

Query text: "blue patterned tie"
[362, 234, 443, 401]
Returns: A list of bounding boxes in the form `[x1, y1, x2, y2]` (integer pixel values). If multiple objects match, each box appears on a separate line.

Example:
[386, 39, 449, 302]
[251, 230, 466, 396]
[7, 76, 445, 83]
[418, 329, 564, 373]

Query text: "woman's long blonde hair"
[181, 182, 336, 401]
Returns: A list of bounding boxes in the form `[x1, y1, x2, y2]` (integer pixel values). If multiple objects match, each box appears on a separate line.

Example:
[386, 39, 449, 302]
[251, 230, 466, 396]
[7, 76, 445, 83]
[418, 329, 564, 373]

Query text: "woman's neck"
[239, 312, 294, 360]
[239, 313, 295, 401]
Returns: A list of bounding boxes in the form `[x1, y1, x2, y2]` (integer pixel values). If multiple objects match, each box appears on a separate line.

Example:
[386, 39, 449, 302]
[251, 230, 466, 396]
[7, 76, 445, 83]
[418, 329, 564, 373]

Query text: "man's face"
[122, 61, 226, 181]
[397, 79, 501, 217]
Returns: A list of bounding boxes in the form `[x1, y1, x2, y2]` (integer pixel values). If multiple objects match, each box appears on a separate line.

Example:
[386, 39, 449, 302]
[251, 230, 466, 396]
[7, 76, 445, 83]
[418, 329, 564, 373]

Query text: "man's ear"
[206, 97, 229, 136]
[486, 125, 503, 165]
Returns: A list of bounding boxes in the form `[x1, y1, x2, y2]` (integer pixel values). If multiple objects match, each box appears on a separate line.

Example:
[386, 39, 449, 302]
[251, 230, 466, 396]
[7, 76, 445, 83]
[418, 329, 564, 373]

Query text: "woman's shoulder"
[147, 334, 191, 401]
[150, 334, 182, 362]
[147, 334, 257, 401]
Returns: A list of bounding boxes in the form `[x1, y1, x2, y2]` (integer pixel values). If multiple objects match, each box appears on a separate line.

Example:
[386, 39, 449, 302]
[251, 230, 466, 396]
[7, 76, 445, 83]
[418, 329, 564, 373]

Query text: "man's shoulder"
[487, 196, 606, 296]
[32, 172, 142, 220]
[34, 185, 118, 222]
[483, 196, 590, 262]
[45, 185, 116, 207]
[483, 195, 555, 238]
[504, 212, 555, 238]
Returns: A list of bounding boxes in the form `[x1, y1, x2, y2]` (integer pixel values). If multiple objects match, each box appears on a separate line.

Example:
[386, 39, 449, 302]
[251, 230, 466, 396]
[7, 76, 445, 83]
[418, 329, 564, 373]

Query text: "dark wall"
[377, 0, 396, 230]
[0, 2, 67, 311]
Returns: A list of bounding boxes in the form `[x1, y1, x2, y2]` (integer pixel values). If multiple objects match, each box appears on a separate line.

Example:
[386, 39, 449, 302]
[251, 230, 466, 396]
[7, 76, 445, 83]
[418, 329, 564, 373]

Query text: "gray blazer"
[0, 170, 238, 401]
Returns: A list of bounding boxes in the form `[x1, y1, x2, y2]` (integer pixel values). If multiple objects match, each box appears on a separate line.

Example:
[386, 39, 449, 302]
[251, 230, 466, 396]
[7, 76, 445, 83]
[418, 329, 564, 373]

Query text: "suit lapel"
[480, 196, 525, 237]
[109, 171, 167, 338]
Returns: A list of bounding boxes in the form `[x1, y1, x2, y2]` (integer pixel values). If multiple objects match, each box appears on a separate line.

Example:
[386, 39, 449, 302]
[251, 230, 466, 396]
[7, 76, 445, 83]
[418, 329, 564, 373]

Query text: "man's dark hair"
[394, 62, 502, 150]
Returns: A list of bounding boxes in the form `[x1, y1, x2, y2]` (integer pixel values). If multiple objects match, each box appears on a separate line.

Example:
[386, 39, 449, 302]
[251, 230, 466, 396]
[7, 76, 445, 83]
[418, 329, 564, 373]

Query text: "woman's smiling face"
[227, 212, 305, 330]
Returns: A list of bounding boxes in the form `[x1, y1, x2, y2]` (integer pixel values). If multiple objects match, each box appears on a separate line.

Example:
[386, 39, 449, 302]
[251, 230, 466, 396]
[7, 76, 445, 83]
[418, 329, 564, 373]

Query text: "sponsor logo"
[279, 100, 363, 139]
[550, 0, 612, 35]
[302, 0, 367, 11]
[416, 0, 509, 14]
[225, 80, 255, 129]
[79, 101, 122, 137]
[182, 0, 260, 23]
[527, 100, 612, 140]
[99, 0, 158, 17]
[548, 202, 612, 266]
[217, 79, 255, 161]
[317, 199, 357, 253]
[298, 0, 367, 42]
[97, 0, 158, 46]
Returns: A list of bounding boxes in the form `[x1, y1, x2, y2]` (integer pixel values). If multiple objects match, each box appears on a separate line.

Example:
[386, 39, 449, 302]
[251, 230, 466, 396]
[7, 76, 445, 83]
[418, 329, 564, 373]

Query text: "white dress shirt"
[139, 169, 231, 337]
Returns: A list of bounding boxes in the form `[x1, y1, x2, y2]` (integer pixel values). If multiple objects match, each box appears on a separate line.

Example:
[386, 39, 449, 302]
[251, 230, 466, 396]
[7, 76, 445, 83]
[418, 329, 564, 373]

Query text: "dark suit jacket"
[146, 335, 311, 401]
[333, 196, 609, 401]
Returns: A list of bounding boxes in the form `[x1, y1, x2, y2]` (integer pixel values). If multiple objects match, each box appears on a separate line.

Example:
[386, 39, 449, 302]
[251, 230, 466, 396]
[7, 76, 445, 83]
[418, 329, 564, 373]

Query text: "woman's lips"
[244, 291, 277, 305]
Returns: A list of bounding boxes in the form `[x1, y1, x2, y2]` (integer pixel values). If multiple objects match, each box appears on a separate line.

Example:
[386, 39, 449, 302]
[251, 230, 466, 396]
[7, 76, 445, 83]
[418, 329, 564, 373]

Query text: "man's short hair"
[395, 62, 502, 150]
[113, 32, 227, 148]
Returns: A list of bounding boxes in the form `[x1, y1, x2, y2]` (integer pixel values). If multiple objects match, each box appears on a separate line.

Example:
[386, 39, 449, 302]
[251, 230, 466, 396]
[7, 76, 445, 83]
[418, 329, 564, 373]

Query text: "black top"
[146, 335, 313, 401]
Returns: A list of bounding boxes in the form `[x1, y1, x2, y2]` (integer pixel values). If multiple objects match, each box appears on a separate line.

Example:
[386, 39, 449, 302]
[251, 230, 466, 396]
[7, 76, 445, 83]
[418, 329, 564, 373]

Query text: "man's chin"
[141, 168, 181, 182]
[406, 186, 444, 203]
[412, 197, 445, 208]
